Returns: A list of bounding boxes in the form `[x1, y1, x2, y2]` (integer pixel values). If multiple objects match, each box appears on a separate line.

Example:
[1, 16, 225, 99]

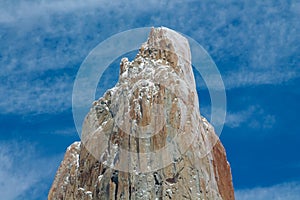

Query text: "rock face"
[48, 27, 234, 200]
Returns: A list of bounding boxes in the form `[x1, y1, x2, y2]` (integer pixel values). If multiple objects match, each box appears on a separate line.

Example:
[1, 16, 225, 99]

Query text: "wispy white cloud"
[190, 1, 299, 89]
[52, 127, 77, 136]
[0, 74, 73, 114]
[0, 0, 109, 23]
[235, 182, 300, 200]
[0, 0, 298, 115]
[195, 69, 298, 91]
[223, 70, 299, 89]
[0, 0, 192, 25]
[0, 140, 62, 200]
[225, 106, 276, 129]
[226, 106, 256, 128]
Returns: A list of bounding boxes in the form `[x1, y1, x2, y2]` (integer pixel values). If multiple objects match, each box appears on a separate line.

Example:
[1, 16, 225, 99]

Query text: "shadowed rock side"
[49, 27, 234, 200]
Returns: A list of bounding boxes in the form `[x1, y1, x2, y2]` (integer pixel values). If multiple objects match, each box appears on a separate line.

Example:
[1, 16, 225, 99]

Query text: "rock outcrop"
[49, 27, 234, 200]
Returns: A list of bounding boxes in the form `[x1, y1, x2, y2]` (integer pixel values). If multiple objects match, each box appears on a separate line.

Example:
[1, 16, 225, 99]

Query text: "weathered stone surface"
[49, 27, 234, 200]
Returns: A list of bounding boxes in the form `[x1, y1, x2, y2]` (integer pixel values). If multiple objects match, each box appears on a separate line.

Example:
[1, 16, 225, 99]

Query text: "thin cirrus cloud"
[0, 0, 298, 115]
[0, 140, 61, 200]
[0, 0, 186, 24]
[225, 106, 276, 129]
[235, 182, 300, 200]
[223, 70, 299, 89]
[200, 105, 276, 129]
[0, 0, 111, 23]
[0, 74, 73, 114]
[195, 69, 299, 91]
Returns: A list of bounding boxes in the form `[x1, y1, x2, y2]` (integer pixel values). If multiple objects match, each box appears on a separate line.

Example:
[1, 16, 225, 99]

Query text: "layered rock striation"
[49, 27, 234, 200]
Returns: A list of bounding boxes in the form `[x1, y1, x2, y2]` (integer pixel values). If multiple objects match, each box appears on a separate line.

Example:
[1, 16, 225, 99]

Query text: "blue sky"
[0, 0, 299, 199]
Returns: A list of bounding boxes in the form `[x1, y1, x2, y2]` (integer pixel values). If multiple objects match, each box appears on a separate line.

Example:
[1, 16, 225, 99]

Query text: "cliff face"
[49, 27, 234, 200]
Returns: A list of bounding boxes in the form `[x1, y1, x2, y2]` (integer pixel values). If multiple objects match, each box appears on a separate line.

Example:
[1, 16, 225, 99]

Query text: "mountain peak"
[49, 27, 234, 200]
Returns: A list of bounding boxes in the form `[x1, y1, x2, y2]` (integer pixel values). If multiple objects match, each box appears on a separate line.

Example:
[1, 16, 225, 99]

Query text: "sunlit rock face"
[48, 27, 234, 200]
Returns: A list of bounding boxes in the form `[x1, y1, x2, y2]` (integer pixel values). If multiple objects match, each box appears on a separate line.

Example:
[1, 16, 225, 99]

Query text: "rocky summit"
[48, 27, 234, 200]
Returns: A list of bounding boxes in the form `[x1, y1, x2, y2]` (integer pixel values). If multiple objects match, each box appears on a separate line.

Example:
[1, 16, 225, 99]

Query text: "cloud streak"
[223, 70, 299, 89]
[0, 73, 73, 114]
[0, 140, 61, 200]
[0, 0, 298, 115]
[235, 182, 300, 200]
[225, 106, 276, 129]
